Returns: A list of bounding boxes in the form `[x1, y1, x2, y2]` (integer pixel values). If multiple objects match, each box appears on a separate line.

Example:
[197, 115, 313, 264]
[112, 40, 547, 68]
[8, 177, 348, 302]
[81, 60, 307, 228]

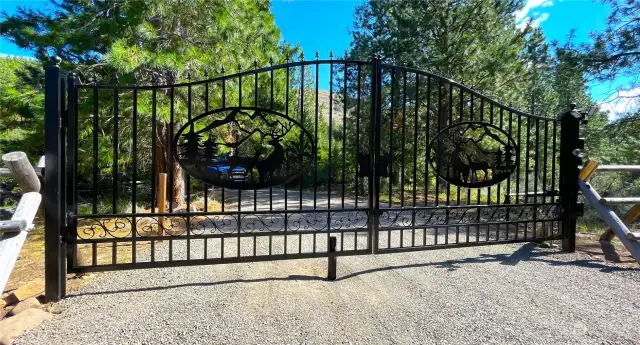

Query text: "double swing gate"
[43, 56, 583, 301]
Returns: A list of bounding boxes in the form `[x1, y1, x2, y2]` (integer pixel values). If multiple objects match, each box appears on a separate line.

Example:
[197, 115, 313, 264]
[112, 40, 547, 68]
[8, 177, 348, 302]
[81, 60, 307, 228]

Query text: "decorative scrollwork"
[77, 217, 132, 239]
[329, 211, 368, 230]
[288, 212, 328, 231]
[429, 122, 518, 188]
[240, 213, 285, 233]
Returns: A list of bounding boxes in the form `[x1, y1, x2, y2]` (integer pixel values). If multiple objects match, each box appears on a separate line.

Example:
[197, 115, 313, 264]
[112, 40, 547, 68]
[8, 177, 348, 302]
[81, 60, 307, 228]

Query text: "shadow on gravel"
[338, 243, 638, 280]
[69, 244, 638, 298]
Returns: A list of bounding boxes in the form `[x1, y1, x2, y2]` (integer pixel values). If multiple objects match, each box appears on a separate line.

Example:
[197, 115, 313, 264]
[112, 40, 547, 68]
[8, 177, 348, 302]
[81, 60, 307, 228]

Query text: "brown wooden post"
[157, 173, 168, 235]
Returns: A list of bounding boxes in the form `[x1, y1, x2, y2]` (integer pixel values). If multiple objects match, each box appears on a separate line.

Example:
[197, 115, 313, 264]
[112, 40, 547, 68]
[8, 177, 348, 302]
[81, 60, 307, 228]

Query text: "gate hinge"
[60, 110, 68, 128]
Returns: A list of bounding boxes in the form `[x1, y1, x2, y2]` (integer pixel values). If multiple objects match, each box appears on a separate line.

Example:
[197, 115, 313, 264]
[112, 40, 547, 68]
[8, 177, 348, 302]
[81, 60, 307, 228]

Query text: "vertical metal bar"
[342, 63, 347, 210]
[238, 68, 243, 257]
[506, 109, 513, 238]
[446, 82, 453, 244]
[551, 121, 557, 197]
[370, 56, 382, 254]
[423, 76, 431, 246]
[44, 65, 66, 302]
[542, 120, 549, 205]
[533, 118, 540, 239]
[328, 57, 333, 238]
[151, 86, 157, 214]
[131, 82, 138, 263]
[221, 70, 226, 212]
[399, 70, 407, 248]
[92, 77, 99, 214]
[497, 106, 504, 239]
[400, 70, 407, 208]
[169, 86, 175, 213]
[313, 58, 319, 253]
[66, 74, 77, 275]
[299, 61, 304, 253]
[434, 78, 442, 245]
[168, 85, 174, 260]
[355, 64, 361, 208]
[270, 60, 274, 212]
[112, 76, 119, 214]
[388, 68, 395, 208]
[411, 74, 419, 247]
[524, 117, 531, 238]
[515, 113, 522, 239]
[300, 61, 305, 209]
[204, 78, 209, 212]
[283, 63, 290, 254]
[313, 58, 319, 211]
[255, 66, 259, 213]
[186, 76, 193, 260]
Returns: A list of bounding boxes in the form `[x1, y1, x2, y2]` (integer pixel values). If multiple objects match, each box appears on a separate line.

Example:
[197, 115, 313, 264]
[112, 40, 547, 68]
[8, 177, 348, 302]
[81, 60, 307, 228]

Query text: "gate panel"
[373, 65, 562, 252]
[68, 58, 375, 272]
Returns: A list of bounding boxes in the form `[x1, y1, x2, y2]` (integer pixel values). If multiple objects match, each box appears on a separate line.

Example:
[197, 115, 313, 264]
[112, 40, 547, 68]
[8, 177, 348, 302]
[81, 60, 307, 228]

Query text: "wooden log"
[578, 160, 599, 181]
[2, 152, 40, 192]
[157, 173, 167, 236]
[601, 204, 640, 241]
[0, 192, 42, 293]
[627, 232, 640, 241]
[599, 197, 640, 205]
[0, 220, 27, 233]
[597, 165, 640, 172]
[579, 180, 640, 264]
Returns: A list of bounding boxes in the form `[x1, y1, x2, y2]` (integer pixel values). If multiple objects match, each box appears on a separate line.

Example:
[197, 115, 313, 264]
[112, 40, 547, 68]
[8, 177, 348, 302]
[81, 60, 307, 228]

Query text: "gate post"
[369, 55, 382, 254]
[44, 59, 67, 302]
[559, 103, 584, 252]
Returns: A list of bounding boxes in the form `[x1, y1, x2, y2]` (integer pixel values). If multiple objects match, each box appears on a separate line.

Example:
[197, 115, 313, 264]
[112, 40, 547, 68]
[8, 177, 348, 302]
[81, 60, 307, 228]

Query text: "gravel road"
[17, 241, 640, 344]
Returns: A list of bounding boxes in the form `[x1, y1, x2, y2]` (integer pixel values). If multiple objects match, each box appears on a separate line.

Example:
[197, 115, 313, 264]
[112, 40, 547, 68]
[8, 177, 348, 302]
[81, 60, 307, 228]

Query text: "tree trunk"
[155, 120, 185, 208]
[436, 104, 450, 191]
[172, 158, 184, 207]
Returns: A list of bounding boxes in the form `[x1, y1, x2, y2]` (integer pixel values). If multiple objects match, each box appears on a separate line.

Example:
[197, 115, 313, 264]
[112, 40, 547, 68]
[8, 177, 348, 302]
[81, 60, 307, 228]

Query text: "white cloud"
[599, 88, 640, 119]
[531, 13, 550, 27]
[515, 0, 553, 30]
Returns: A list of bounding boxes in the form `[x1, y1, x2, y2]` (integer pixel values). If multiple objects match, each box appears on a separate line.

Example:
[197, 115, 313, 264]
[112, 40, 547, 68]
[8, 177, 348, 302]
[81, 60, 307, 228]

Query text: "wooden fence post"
[2, 152, 41, 193]
[158, 173, 167, 235]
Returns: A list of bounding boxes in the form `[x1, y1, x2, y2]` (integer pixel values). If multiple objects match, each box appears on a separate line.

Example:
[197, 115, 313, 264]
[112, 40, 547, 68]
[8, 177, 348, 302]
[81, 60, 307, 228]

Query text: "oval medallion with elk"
[428, 122, 518, 188]
[174, 107, 315, 189]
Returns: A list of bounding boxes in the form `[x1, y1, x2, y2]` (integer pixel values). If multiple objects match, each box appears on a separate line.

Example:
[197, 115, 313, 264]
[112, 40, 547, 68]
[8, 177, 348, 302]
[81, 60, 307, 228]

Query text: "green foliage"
[0, 57, 44, 161]
[348, 0, 530, 104]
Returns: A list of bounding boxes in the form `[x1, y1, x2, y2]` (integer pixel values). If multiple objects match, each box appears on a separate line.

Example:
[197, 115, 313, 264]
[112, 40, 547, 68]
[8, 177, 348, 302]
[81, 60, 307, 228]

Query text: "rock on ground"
[0, 309, 51, 345]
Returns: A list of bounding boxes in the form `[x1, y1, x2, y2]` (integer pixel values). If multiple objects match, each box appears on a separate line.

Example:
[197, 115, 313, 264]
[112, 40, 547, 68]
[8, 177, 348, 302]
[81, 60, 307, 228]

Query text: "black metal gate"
[43, 55, 583, 301]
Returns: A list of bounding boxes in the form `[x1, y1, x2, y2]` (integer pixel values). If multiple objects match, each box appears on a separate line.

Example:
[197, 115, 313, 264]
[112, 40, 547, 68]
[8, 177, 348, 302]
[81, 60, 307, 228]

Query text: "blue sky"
[0, 0, 634, 110]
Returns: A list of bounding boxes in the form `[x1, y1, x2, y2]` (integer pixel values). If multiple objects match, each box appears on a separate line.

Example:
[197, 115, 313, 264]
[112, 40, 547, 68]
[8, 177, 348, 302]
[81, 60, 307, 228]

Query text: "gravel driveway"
[17, 241, 640, 344]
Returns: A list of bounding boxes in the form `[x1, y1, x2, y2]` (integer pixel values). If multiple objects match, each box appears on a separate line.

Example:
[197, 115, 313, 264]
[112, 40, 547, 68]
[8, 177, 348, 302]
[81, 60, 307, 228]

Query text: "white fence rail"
[0, 152, 44, 293]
